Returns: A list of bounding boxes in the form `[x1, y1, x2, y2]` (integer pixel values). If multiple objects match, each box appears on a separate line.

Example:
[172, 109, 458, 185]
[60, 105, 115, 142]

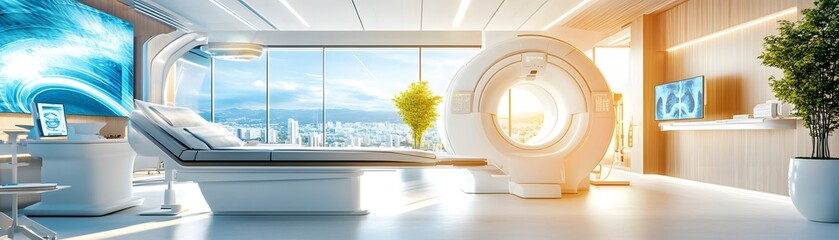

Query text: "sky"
[179, 48, 481, 113]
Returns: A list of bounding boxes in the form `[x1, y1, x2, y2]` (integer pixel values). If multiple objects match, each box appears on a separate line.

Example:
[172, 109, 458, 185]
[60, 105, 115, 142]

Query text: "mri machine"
[131, 32, 613, 215]
[441, 35, 615, 198]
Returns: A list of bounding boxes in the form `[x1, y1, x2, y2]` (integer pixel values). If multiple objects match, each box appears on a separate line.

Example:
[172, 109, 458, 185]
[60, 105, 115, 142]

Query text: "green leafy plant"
[759, 0, 839, 158]
[393, 80, 443, 149]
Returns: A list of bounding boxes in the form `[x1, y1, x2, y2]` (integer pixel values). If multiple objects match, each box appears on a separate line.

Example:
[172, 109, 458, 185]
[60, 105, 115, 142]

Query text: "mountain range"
[214, 108, 403, 124]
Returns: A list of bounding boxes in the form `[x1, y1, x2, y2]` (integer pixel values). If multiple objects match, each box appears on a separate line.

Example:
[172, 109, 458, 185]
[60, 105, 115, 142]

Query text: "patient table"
[128, 100, 485, 215]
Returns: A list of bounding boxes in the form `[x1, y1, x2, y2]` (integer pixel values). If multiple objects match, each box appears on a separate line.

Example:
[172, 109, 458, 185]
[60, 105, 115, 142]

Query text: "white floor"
[14, 169, 839, 240]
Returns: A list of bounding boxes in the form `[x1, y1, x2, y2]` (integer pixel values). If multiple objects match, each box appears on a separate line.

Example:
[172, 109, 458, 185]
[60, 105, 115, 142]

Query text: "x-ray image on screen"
[655, 76, 704, 121]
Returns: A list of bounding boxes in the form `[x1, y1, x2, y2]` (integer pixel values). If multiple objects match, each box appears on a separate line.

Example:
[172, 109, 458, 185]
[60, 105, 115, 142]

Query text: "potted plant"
[759, 0, 839, 222]
[393, 80, 442, 149]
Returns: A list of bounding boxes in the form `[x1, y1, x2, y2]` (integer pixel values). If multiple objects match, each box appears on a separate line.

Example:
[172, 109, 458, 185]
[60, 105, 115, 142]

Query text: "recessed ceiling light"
[541, 0, 592, 31]
[280, 0, 310, 27]
[452, 0, 471, 28]
[208, 0, 259, 30]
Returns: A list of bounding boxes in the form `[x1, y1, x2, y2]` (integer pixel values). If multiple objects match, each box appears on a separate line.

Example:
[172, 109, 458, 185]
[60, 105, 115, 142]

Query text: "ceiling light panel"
[279, 0, 309, 27]
[238, 0, 297, 29]
[355, 0, 422, 30]
[518, 0, 584, 31]
[452, 0, 471, 28]
[208, 0, 275, 30]
[422, 0, 503, 30]
[144, 0, 250, 30]
[484, 0, 546, 31]
[245, 0, 361, 30]
[540, 0, 591, 31]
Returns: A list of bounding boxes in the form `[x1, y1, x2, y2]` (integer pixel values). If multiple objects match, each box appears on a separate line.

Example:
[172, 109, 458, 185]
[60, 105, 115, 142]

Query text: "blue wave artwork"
[0, 0, 133, 117]
[655, 76, 704, 120]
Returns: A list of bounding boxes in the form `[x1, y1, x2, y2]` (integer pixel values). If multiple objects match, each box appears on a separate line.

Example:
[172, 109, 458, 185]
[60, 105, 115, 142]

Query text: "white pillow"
[148, 105, 208, 127]
[134, 100, 210, 150]
[184, 126, 244, 149]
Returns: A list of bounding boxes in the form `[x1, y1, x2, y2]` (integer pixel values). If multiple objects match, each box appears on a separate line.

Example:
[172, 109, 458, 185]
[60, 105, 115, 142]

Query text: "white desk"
[24, 139, 143, 216]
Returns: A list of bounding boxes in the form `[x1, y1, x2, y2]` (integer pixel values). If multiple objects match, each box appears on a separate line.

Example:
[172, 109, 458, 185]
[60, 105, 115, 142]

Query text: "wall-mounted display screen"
[0, 0, 134, 117]
[655, 75, 705, 121]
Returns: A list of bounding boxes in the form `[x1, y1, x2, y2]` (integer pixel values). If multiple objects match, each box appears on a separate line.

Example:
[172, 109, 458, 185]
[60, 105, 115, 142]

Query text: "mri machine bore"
[132, 32, 614, 215]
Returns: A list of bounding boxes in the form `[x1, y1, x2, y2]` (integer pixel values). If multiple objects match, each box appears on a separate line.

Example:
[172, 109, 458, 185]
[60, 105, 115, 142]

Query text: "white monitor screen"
[36, 103, 68, 137]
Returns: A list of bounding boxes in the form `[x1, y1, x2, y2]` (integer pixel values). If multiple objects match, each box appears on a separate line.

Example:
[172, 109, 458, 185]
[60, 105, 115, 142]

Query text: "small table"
[0, 186, 67, 240]
[1, 130, 67, 239]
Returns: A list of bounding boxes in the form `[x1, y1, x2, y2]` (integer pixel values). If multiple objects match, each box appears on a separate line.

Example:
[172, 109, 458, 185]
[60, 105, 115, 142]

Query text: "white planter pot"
[789, 157, 839, 222]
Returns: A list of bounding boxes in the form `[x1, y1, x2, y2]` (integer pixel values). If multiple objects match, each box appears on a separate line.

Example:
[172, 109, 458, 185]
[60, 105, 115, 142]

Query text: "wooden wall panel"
[683, 0, 730, 42]
[661, 0, 798, 49]
[642, 15, 666, 174]
[564, 0, 675, 36]
[655, 0, 838, 195]
[662, 4, 688, 48]
[0, 1, 173, 139]
[730, 0, 796, 24]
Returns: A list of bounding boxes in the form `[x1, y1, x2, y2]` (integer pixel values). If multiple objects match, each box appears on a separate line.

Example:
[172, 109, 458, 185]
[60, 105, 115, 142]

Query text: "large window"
[172, 47, 480, 149]
[268, 49, 323, 145]
[420, 49, 481, 150]
[213, 53, 268, 142]
[325, 49, 418, 148]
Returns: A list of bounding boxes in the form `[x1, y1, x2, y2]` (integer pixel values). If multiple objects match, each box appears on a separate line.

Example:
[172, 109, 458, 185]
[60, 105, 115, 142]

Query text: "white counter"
[23, 139, 143, 216]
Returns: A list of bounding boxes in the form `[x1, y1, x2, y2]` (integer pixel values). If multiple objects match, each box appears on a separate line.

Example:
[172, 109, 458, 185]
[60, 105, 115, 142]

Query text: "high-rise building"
[235, 128, 245, 140]
[309, 132, 322, 147]
[267, 129, 278, 143]
[288, 119, 299, 145]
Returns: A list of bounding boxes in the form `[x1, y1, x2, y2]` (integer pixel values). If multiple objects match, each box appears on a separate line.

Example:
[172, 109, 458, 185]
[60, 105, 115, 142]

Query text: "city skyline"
[173, 48, 547, 148]
[221, 117, 441, 150]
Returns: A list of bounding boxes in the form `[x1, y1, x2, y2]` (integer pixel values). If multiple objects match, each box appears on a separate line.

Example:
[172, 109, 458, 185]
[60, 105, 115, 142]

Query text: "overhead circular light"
[200, 43, 264, 61]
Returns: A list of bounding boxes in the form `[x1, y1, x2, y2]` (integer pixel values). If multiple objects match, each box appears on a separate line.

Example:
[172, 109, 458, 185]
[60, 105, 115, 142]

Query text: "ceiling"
[131, 0, 679, 36]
